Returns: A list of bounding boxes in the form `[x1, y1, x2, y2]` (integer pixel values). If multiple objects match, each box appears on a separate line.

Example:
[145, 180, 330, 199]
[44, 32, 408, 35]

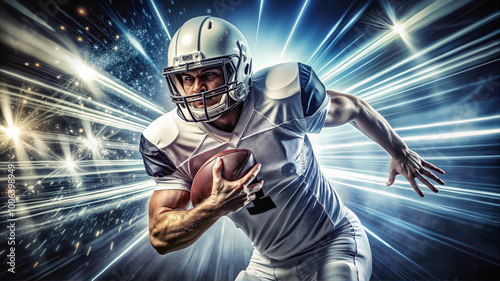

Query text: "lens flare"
[6, 126, 20, 140]
[65, 158, 76, 169]
[393, 23, 404, 35]
[75, 61, 96, 81]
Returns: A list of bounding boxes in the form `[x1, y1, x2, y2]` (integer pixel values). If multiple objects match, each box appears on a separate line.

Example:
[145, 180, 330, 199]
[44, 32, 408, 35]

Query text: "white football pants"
[235, 208, 372, 281]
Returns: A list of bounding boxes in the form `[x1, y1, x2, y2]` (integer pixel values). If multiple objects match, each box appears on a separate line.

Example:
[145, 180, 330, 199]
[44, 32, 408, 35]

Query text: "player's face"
[180, 66, 225, 109]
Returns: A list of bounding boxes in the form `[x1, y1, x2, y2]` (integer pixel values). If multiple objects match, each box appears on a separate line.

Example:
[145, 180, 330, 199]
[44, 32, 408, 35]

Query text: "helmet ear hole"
[244, 64, 249, 75]
[248, 60, 252, 75]
[208, 21, 213, 29]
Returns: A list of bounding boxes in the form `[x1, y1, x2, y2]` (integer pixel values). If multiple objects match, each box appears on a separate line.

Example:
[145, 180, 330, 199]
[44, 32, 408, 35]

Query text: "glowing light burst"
[6, 126, 20, 140]
[74, 60, 96, 81]
[65, 158, 76, 169]
[85, 136, 100, 151]
[0, 0, 498, 281]
[392, 23, 404, 35]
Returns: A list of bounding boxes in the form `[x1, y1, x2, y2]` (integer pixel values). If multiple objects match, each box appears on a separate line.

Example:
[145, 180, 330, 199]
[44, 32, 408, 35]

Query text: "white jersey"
[140, 62, 346, 260]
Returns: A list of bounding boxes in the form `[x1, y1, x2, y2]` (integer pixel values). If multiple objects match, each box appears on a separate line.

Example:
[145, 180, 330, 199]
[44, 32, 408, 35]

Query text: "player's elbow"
[149, 233, 171, 255]
[325, 94, 363, 126]
[149, 224, 175, 255]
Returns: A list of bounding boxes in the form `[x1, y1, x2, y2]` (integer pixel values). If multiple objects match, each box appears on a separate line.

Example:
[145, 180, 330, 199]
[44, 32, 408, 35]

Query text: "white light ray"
[335, 19, 500, 92]
[279, 0, 310, 59]
[320, 1, 475, 83]
[310, 3, 369, 67]
[363, 227, 436, 278]
[255, 0, 265, 50]
[318, 128, 500, 150]
[357, 43, 499, 100]
[91, 230, 149, 281]
[5, 181, 154, 219]
[74, 60, 97, 81]
[150, 0, 172, 40]
[0, 87, 147, 132]
[323, 167, 500, 201]
[317, 35, 364, 73]
[0, 72, 153, 131]
[368, 56, 499, 104]
[4, 0, 55, 31]
[395, 115, 500, 131]
[328, 177, 496, 223]
[402, 129, 500, 142]
[126, 33, 148, 58]
[0, 14, 165, 115]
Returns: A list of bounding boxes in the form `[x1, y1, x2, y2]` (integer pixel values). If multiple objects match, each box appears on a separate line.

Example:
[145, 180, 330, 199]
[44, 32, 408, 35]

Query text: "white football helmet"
[163, 16, 252, 122]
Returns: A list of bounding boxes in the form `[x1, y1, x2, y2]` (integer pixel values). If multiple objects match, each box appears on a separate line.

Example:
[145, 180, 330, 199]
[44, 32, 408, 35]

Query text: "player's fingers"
[407, 175, 424, 197]
[415, 171, 439, 193]
[422, 160, 445, 175]
[420, 169, 445, 185]
[387, 170, 397, 186]
[212, 157, 223, 183]
[246, 193, 256, 203]
[245, 180, 264, 194]
[240, 163, 262, 187]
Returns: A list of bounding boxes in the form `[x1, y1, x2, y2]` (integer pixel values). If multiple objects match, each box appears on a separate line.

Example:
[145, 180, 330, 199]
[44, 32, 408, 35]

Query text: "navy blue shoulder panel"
[139, 134, 176, 177]
[298, 62, 327, 117]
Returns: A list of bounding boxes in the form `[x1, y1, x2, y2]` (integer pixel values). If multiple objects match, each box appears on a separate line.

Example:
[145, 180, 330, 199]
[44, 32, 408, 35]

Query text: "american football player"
[140, 16, 445, 281]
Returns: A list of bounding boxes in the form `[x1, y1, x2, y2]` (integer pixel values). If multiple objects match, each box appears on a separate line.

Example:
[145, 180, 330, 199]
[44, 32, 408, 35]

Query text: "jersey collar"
[196, 92, 254, 146]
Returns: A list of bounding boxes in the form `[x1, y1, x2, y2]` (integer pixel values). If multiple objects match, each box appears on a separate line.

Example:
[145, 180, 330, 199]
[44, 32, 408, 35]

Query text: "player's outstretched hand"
[386, 149, 445, 197]
[210, 157, 264, 215]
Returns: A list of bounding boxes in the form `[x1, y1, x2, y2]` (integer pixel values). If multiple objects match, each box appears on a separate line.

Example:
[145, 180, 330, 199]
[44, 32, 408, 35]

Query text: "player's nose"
[193, 78, 207, 93]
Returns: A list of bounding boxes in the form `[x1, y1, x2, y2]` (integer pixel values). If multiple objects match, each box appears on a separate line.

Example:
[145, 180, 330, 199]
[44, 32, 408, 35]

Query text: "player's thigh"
[235, 270, 265, 281]
[317, 209, 372, 281]
[235, 249, 276, 281]
[317, 261, 358, 281]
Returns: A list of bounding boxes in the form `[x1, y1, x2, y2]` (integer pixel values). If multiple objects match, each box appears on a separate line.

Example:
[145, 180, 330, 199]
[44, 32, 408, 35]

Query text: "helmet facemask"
[164, 56, 247, 122]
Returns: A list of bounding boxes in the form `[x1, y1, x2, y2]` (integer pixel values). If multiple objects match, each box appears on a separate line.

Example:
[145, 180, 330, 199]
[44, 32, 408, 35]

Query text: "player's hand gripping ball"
[191, 149, 257, 207]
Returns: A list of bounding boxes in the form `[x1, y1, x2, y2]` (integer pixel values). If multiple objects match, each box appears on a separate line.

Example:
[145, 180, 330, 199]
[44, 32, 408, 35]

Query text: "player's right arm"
[148, 188, 219, 254]
[148, 158, 263, 254]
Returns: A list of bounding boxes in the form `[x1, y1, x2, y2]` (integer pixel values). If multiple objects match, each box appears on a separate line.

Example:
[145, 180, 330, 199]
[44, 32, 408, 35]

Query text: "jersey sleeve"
[139, 134, 191, 192]
[298, 63, 330, 134]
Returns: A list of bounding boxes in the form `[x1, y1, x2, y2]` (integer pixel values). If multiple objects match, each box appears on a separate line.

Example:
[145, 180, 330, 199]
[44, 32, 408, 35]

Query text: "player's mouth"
[192, 100, 204, 108]
[191, 95, 221, 109]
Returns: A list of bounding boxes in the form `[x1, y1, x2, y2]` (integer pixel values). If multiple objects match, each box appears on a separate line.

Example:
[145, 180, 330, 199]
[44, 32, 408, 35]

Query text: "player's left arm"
[323, 90, 445, 197]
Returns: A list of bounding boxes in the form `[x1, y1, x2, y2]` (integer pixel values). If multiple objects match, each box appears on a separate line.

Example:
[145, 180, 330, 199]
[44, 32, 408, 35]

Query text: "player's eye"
[183, 76, 194, 85]
[204, 72, 215, 80]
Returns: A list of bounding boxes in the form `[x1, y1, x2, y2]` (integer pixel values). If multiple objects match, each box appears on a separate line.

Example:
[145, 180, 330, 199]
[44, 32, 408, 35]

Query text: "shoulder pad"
[253, 62, 300, 100]
[142, 111, 179, 149]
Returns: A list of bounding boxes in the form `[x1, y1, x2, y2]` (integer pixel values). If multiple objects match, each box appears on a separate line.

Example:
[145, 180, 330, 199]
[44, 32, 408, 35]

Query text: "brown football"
[191, 149, 256, 207]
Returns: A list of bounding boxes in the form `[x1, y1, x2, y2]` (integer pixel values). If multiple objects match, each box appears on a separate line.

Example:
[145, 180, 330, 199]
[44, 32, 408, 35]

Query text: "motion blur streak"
[150, 0, 172, 40]
[279, 0, 310, 59]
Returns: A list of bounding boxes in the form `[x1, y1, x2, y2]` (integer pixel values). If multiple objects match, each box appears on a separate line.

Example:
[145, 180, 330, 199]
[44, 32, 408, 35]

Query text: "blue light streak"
[255, 0, 265, 50]
[309, 2, 369, 67]
[91, 231, 149, 281]
[363, 226, 439, 280]
[279, 0, 310, 59]
[150, 0, 172, 40]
